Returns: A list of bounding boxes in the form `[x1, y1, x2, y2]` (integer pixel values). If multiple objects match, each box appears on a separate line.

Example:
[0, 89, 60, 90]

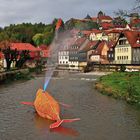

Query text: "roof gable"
[117, 31, 140, 48]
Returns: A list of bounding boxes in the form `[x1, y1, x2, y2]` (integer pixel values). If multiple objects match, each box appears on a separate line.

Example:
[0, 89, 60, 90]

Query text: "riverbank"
[95, 72, 140, 106]
[0, 69, 34, 84]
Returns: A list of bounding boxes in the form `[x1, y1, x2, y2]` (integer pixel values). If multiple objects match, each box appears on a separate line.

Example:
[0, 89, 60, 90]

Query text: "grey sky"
[0, 0, 136, 27]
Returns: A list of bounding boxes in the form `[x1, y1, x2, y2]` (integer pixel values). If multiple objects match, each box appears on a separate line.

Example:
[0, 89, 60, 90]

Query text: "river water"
[0, 70, 140, 140]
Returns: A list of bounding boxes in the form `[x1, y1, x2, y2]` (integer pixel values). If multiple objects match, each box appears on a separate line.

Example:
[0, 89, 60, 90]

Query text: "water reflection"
[34, 113, 79, 137]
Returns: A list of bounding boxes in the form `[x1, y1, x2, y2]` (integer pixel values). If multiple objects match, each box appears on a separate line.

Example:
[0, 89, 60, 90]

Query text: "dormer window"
[119, 39, 126, 45]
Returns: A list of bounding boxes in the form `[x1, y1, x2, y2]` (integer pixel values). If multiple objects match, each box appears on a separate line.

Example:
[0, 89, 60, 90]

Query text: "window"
[133, 57, 136, 61]
[119, 39, 126, 45]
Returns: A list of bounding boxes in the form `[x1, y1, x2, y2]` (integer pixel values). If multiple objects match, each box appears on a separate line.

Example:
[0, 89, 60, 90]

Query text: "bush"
[120, 65, 126, 72]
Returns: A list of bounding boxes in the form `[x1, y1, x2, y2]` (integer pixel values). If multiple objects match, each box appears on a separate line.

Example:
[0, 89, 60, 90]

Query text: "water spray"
[43, 29, 73, 91]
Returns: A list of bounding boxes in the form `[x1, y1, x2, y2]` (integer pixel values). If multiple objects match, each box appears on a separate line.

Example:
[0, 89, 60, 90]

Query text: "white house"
[58, 50, 69, 66]
[89, 31, 108, 41]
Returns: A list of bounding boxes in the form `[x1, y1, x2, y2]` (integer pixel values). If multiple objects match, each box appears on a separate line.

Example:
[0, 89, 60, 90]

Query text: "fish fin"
[50, 120, 63, 129]
[50, 118, 80, 129]
[59, 102, 71, 108]
[21, 101, 34, 106]
[62, 118, 81, 123]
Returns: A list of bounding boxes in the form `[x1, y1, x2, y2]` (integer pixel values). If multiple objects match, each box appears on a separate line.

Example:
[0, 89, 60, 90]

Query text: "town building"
[107, 41, 117, 63]
[69, 37, 87, 70]
[0, 52, 4, 71]
[39, 45, 50, 66]
[89, 41, 109, 64]
[89, 30, 108, 41]
[58, 48, 69, 66]
[78, 41, 99, 67]
[114, 31, 140, 64]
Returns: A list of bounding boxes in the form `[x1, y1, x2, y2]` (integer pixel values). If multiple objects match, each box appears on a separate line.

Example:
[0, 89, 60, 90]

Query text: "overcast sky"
[0, 0, 136, 27]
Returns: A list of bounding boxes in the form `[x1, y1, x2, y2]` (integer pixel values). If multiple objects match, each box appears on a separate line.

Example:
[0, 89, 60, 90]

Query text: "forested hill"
[65, 18, 99, 30]
[0, 17, 99, 47]
[0, 19, 58, 46]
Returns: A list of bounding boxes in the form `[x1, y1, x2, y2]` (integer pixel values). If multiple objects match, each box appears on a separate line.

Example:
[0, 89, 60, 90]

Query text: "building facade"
[115, 33, 132, 64]
[58, 50, 69, 66]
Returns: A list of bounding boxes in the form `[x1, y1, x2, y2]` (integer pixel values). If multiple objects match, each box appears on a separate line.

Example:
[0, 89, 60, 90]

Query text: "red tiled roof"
[11, 43, 41, 52]
[131, 19, 140, 26]
[39, 45, 50, 58]
[99, 15, 113, 21]
[74, 37, 87, 46]
[105, 29, 122, 34]
[100, 22, 114, 30]
[114, 24, 126, 28]
[92, 17, 98, 21]
[39, 44, 49, 50]
[122, 30, 140, 48]
[91, 29, 102, 34]
[81, 30, 92, 35]
[63, 38, 76, 47]
[92, 41, 106, 55]
[80, 41, 98, 52]
[29, 52, 40, 58]
[41, 50, 50, 58]
[107, 41, 117, 48]
[70, 29, 80, 35]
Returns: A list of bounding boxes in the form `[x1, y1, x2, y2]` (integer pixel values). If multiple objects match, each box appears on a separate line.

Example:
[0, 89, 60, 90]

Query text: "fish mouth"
[42, 90, 46, 93]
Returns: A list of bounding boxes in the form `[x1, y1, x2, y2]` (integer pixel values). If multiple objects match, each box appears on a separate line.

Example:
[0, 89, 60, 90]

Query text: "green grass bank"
[95, 72, 140, 106]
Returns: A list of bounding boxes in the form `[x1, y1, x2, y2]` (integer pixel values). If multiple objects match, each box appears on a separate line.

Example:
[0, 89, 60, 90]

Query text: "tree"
[15, 50, 30, 68]
[65, 18, 75, 30]
[114, 0, 140, 18]
[0, 41, 18, 70]
[0, 22, 54, 44]
[113, 16, 127, 27]
[85, 21, 99, 30]
[0, 41, 30, 70]
[43, 32, 54, 45]
[32, 33, 44, 46]
[133, 0, 140, 13]
[114, 9, 129, 19]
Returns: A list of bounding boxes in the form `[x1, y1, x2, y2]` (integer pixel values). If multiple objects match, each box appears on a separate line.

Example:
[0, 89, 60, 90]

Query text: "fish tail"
[50, 118, 80, 129]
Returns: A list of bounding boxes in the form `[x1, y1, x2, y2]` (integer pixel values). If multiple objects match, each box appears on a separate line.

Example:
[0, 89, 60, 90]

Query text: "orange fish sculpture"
[21, 89, 80, 129]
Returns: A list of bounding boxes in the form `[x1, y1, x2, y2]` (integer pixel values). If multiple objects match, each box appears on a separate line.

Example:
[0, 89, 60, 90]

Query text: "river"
[0, 70, 140, 140]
